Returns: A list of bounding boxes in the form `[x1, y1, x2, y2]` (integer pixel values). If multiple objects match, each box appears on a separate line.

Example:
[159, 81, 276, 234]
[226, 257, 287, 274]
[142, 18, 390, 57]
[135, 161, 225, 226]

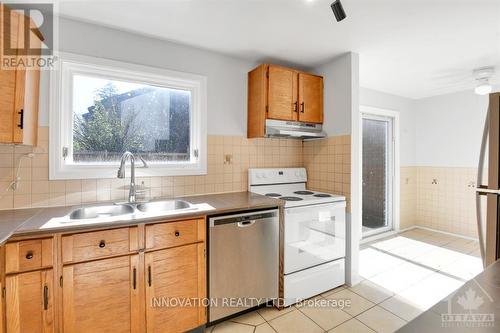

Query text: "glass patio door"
[362, 114, 394, 237]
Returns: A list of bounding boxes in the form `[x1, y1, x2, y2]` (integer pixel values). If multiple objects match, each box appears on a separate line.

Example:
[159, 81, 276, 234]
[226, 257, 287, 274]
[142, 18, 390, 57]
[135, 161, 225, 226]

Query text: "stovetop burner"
[314, 193, 332, 198]
[265, 193, 282, 197]
[280, 196, 303, 201]
[294, 191, 314, 195]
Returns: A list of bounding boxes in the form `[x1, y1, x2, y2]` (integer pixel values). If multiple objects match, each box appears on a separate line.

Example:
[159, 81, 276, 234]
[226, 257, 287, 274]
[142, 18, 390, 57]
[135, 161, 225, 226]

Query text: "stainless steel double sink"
[68, 200, 194, 221]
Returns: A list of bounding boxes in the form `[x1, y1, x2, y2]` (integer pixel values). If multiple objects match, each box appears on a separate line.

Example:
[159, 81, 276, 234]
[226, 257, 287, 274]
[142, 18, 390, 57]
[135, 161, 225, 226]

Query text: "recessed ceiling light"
[331, 0, 347, 22]
[475, 79, 492, 95]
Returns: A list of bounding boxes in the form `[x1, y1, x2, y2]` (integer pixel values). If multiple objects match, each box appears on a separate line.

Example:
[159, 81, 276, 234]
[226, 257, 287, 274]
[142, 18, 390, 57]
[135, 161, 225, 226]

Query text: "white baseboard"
[360, 225, 478, 244]
[399, 225, 478, 241]
[411, 226, 478, 241]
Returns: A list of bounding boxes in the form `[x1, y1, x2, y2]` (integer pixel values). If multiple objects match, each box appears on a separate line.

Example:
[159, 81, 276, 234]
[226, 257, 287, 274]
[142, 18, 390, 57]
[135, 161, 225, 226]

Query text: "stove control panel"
[248, 168, 307, 186]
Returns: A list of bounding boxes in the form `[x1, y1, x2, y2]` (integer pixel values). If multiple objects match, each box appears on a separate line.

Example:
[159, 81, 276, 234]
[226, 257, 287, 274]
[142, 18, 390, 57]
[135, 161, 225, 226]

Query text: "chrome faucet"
[117, 152, 148, 203]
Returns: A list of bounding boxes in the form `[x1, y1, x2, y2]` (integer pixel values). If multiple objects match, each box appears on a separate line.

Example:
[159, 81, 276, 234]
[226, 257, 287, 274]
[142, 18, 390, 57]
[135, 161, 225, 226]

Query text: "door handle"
[300, 102, 305, 113]
[43, 285, 48, 310]
[17, 109, 24, 129]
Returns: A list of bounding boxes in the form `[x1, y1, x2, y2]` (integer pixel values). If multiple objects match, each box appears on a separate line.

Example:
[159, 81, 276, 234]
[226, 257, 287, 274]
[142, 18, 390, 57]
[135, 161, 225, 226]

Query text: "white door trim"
[359, 105, 400, 238]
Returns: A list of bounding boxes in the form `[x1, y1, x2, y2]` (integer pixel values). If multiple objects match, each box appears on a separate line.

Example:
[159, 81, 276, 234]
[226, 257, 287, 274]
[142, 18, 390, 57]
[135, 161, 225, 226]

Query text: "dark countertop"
[0, 192, 283, 243]
[398, 259, 500, 332]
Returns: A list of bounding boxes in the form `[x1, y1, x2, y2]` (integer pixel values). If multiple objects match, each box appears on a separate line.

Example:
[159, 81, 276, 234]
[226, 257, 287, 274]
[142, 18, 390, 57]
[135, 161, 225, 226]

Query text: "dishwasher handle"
[210, 209, 278, 227]
[237, 220, 256, 227]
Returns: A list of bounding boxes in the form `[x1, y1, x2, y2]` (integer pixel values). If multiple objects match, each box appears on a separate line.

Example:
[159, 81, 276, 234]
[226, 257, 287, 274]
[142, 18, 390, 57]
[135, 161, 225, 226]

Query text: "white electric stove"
[249, 168, 346, 306]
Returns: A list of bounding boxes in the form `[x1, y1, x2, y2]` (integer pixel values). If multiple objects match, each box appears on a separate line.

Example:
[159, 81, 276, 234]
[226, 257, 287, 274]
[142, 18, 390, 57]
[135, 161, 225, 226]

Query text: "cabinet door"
[298, 73, 323, 123]
[268, 65, 298, 121]
[145, 243, 206, 333]
[13, 16, 41, 145]
[0, 6, 20, 142]
[62, 255, 141, 333]
[5, 269, 54, 333]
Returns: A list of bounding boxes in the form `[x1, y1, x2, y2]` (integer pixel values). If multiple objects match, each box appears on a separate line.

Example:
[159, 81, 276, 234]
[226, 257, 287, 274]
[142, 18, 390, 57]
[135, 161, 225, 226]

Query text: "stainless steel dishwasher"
[209, 209, 279, 322]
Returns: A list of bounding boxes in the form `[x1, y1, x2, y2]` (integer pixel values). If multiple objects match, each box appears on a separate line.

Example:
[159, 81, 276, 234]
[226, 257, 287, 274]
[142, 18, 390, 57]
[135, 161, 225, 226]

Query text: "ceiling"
[57, 0, 500, 99]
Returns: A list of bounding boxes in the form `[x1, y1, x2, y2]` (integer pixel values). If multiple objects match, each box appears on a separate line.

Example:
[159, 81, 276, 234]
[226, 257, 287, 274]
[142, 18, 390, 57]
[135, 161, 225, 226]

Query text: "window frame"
[49, 53, 207, 180]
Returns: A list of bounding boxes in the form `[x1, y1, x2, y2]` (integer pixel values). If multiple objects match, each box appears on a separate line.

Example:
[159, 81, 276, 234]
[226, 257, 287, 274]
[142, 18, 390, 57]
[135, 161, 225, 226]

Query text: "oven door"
[284, 201, 346, 274]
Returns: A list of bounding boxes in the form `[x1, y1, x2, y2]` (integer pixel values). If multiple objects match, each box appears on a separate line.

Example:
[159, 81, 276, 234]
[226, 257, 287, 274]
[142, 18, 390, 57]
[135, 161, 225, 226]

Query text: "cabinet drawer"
[62, 227, 138, 263]
[5, 238, 53, 274]
[146, 219, 205, 250]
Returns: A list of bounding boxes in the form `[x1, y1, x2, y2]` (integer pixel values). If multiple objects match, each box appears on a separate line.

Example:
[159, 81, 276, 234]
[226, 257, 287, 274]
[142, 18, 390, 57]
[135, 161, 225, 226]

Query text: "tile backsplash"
[303, 135, 351, 211]
[2, 128, 478, 239]
[401, 166, 482, 238]
[0, 127, 304, 210]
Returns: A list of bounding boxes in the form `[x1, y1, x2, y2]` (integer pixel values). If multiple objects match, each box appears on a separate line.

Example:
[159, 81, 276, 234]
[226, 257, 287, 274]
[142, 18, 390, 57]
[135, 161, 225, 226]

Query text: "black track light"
[331, 0, 347, 22]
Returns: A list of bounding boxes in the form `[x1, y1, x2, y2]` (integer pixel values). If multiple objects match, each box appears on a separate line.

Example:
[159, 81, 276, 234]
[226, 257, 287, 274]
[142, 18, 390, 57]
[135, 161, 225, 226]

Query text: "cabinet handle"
[98, 240, 106, 248]
[132, 268, 137, 290]
[43, 285, 48, 310]
[300, 102, 305, 113]
[17, 109, 24, 129]
[147, 265, 152, 287]
[175, 231, 180, 237]
[25, 251, 33, 260]
[293, 101, 298, 112]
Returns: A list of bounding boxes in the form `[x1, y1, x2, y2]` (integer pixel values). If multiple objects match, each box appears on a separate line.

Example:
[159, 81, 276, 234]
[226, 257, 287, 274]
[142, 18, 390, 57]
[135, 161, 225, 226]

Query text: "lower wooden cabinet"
[62, 255, 141, 333]
[145, 243, 206, 333]
[2, 218, 207, 333]
[5, 269, 54, 333]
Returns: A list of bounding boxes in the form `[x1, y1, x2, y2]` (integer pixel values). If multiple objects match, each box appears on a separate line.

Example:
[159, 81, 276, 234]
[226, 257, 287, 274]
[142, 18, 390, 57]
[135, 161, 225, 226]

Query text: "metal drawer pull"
[98, 240, 106, 248]
[43, 285, 48, 310]
[17, 109, 24, 129]
[132, 268, 137, 290]
[25, 251, 33, 260]
[175, 231, 180, 237]
[293, 101, 298, 112]
[147, 265, 152, 287]
[300, 102, 305, 113]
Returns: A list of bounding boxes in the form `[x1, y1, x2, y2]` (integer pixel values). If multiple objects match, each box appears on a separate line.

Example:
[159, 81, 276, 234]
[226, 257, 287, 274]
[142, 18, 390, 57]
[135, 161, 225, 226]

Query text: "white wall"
[39, 18, 257, 136]
[315, 53, 361, 286]
[314, 53, 355, 136]
[360, 88, 416, 166]
[414, 90, 491, 167]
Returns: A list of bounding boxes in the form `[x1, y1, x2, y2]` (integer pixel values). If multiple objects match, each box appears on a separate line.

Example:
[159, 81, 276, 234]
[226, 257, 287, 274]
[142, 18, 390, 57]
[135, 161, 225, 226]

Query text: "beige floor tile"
[397, 272, 464, 310]
[230, 310, 265, 326]
[257, 305, 295, 321]
[212, 321, 255, 333]
[254, 322, 276, 333]
[321, 285, 346, 298]
[205, 326, 214, 333]
[324, 289, 375, 316]
[379, 295, 423, 321]
[298, 300, 352, 330]
[268, 309, 323, 333]
[356, 305, 406, 333]
[349, 279, 394, 303]
[328, 318, 375, 333]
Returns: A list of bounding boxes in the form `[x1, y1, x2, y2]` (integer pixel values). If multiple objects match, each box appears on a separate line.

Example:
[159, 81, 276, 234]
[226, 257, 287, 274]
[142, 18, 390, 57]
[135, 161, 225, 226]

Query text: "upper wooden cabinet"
[248, 64, 323, 138]
[0, 5, 42, 145]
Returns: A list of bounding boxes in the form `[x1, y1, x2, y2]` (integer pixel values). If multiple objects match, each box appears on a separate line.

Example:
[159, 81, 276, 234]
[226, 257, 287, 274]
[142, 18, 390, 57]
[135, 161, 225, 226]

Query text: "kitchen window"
[49, 53, 207, 179]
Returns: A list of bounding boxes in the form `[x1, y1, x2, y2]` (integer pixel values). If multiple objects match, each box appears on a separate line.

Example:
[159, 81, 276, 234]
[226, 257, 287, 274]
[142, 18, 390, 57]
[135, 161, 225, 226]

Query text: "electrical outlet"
[224, 154, 233, 165]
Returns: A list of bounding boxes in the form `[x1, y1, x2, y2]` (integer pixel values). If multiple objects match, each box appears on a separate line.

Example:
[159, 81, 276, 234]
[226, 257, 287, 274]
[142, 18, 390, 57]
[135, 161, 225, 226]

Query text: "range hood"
[265, 119, 327, 140]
